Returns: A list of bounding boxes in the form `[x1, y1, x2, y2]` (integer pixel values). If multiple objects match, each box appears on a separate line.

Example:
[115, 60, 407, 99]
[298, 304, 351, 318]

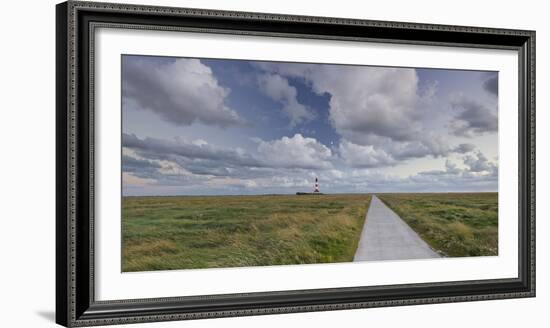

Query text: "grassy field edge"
[376, 193, 498, 257]
[122, 194, 372, 272]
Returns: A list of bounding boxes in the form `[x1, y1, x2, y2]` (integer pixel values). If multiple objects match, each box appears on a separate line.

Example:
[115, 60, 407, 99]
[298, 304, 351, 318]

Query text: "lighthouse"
[314, 177, 320, 193]
[296, 178, 323, 195]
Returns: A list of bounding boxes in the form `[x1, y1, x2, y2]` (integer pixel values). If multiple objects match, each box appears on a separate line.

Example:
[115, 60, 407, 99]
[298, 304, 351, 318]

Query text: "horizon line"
[122, 190, 499, 197]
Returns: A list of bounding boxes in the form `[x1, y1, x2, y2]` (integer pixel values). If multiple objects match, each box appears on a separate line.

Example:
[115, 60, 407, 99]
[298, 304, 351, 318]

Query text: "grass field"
[377, 193, 498, 257]
[122, 194, 372, 272]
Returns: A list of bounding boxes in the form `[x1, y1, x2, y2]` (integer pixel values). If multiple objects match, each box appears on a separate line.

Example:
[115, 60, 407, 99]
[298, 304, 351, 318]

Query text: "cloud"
[122, 133, 498, 195]
[123, 133, 262, 169]
[463, 151, 497, 173]
[444, 159, 462, 174]
[338, 140, 396, 168]
[123, 172, 156, 187]
[123, 57, 243, 127]
[339, 137, 477, 168]
[257, 73, 314, 126]
[124, 133, 333, 176]
[122, 133, 338, 195]
[416, 150, 497, 180]
[122, 59, 499, 195]
[368, 151, 497, 192]
[483, 73, 498, 96]
[388, 134, 451, 160]
[319, 67, 422, 143]
[453, 143, 476, 154]
[256, 134, 333, 169]
[257, 63, 428, 142]
[255, 62, 466, 164]
[450, 94, 498, 137]
[122, 154, 160, 173]
[332, 154, 497, 192]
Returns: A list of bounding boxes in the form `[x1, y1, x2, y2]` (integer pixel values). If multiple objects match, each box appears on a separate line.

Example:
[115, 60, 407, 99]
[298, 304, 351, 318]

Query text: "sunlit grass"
[122, 194, 372, 272]
[377, 193, 498, 257]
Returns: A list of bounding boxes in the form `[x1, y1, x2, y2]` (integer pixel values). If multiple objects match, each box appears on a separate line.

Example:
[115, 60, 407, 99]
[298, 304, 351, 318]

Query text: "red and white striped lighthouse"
[314, 177, 320, 193]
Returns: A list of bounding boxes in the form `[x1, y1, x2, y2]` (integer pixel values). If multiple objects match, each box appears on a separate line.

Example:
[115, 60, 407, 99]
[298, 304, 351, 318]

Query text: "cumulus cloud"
[463, 151, 497, 173]
[255, 62, 466, 164]
[318, 67, 422, 143]
[257, 73, 314, 126]
[383, 152, 497, 191]
[256, 134, 333, 169]
[450, 94, 498, 137]
[124, 133, 333, 175]
[122, 133, 498, 195]
[416, 150, 497, 180]
[123, 57, 243, 127]
[258, 63, 425, 143]
[338, 140, 396, 168]
[328, 154, 497, 192]
[122, 133, 340, 195]
[122, 58, 499, 195]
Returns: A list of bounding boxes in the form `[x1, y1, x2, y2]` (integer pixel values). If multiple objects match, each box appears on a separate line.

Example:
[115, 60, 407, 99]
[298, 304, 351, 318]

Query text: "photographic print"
[121, 55, 498, 272]
[56, 4, 535, 325]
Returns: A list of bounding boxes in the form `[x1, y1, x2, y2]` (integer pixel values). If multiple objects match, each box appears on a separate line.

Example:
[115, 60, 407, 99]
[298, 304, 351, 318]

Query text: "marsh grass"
[377, 193, 498, 257]
[122, 194, 371, 272]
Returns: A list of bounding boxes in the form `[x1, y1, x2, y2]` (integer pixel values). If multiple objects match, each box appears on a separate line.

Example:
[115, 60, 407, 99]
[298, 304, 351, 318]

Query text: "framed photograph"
[56, 1, 535, 326]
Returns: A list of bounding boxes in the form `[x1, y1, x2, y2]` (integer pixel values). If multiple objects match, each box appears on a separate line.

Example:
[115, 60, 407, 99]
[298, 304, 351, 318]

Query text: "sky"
[121, 55, 499, 196]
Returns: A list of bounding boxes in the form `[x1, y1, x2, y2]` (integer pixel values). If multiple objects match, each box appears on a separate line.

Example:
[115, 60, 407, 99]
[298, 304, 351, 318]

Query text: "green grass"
[122, 194, 371, 272]
[376, 193, 498, 257]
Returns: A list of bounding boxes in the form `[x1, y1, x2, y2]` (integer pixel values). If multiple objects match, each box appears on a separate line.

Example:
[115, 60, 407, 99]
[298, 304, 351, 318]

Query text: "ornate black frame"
[56, 1, 535, 326]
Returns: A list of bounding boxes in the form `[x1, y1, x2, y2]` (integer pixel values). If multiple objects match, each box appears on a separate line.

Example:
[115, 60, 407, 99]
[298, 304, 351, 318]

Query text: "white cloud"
[315, 66, 422, 143]
[157, 160, 192, 176]
[123, 57, 243, 127]
[255, 63, 472, 166]
[257, 73, 314, 126]
[338, 135, 474, 168]
[122, 172, 156, 187]
[123, 133, 498, 195]
[256, 134, 333, 169]
[339, 140, 396, 168]
[122, 59, 499, 195]
[257, 63, 426, 143]
[206, 177, 258, 188]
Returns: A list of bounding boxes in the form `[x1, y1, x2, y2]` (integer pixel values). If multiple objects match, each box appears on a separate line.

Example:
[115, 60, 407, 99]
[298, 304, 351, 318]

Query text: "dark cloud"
[122, 155, 160, 173]
[450, 96, 498, 137]
[483, 74, 498, 96]
[453, 143, 476, 154]
[123, 133, 262, 168]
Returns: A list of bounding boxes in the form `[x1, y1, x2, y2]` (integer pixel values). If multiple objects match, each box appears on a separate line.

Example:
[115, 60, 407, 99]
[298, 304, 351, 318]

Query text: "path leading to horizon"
[354, 195, 440, 262]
